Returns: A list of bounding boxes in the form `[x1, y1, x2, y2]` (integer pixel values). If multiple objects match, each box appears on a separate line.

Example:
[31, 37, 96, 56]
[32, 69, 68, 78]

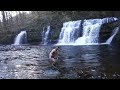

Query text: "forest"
[0, 11, 120, 44]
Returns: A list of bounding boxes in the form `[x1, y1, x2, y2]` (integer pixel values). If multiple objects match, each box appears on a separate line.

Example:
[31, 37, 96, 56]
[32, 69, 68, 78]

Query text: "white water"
[43, 26, 50, 45]
[105, 27, 119, 44]
[57, 17, 118, 45]
[42, 27, 45, 44]
[58, 20, 81, 45]
[14, 31, 27, 45]
[75, 19, 102, 45]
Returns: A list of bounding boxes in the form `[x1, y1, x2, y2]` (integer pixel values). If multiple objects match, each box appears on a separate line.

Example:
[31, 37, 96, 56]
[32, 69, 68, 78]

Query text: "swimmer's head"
[55, 46, 59, 50]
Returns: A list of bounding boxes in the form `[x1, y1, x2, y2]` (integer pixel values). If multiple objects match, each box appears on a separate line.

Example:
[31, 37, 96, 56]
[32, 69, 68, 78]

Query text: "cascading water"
[43, 25, 50, 45]
[105, 27, 119, 44]
[75, 19, 103, 45]
[42, 27, 45, 44]
[14, 31, 27, 45]
[57, 17, 118, 45]
[58, 20, 82, 45]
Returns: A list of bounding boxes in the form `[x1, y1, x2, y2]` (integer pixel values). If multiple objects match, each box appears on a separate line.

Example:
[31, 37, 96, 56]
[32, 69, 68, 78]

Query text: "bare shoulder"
[51, 49, 56, 52]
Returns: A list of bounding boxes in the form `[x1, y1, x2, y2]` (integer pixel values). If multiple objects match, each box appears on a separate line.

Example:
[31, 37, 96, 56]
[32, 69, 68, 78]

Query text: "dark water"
[47, 44, 120, 79]
[0, 44, 120, 79]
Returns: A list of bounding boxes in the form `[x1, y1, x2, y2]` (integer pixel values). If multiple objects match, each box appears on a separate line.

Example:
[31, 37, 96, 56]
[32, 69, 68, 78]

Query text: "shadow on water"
[98, 44, 120, 78]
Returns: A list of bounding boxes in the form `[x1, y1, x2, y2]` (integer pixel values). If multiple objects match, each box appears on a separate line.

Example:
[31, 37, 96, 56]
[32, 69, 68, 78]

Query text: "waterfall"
[57, 17, 118, 45]
[43, 26, 50, 45]
[105, 27, 119, 44]
[42, 27, 45, 44]
[75, 19, 102, 45]
[58, 20, 82, 45]
[14, 31, 27, 45]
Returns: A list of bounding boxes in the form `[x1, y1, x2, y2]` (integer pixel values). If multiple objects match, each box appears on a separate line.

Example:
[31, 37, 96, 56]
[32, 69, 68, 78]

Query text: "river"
[0, 44, 120, 79]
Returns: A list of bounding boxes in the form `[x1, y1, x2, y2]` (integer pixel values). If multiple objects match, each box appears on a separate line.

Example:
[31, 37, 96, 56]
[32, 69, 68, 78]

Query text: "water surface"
[0, 44, 120, 79]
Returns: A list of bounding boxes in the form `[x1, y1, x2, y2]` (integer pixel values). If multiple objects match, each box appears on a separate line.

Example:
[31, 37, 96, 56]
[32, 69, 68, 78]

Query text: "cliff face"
[0, 11, 120, 45]
[99, 20, 120, 43]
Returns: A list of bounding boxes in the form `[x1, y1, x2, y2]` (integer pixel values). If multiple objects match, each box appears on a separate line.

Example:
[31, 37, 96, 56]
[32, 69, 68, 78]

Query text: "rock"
[43, 70, 60, 77]
[26, 48, 31, 50]
[61, 73, 78, 79]
[91, 70, 95, 72]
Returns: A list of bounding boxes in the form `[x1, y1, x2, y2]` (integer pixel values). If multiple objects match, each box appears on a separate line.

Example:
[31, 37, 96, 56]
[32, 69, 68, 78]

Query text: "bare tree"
[1, 11, 7, 30]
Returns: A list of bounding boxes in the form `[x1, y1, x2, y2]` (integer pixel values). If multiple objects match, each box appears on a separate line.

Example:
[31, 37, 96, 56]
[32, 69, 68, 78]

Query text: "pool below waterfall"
[0, 44, 120, 79]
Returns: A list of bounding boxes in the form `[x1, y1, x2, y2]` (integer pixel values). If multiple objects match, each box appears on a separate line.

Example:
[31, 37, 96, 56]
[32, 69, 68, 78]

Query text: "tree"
[1, 11, 7, 30]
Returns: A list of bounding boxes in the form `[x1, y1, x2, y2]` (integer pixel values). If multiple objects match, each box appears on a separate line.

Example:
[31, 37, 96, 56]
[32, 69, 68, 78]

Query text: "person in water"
[49, 46, 59, 66]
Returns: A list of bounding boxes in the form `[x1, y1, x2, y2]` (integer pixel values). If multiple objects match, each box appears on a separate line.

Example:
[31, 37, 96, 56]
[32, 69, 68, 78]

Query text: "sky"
[0, 11, 31, 22]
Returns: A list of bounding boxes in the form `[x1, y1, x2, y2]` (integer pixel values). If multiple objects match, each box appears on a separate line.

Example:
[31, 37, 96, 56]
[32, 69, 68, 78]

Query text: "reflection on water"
[54, 44, 120, 78]
[58, 45, 101, 68]
[98, 45, 120, 74]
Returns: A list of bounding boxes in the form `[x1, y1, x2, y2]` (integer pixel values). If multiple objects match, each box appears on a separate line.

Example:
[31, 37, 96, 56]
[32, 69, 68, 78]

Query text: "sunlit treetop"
[0, 11, 31, 22]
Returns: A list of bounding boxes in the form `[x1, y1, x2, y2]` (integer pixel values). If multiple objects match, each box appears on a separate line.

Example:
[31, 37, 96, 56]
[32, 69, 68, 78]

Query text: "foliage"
[0, 11, 120, 44]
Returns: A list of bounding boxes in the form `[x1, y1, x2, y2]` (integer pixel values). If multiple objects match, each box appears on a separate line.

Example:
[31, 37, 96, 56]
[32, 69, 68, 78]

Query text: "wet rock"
[26, 48, 31, 50]
[61, 73, 78, 79]
[43, 70, 60, 78]
[4, 57, 9, 60]
[15, 65, 21, 68]
[13, 57, 18, 59]
[91, 69, 95, 72]
[25, 63, 38, 66]
[33, 56, 38, 58]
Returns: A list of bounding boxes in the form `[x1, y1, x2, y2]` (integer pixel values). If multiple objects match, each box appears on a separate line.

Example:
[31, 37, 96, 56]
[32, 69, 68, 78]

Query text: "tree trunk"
[1, 11, 7, 30]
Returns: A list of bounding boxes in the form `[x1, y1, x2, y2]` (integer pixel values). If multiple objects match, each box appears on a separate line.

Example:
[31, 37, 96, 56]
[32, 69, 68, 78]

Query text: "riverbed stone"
[43, 70, 60, 78]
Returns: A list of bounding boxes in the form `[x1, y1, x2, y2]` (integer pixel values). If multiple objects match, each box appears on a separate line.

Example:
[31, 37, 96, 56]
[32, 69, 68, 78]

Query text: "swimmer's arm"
[49, 49, 55, 58]
[49, 52, 52, 58]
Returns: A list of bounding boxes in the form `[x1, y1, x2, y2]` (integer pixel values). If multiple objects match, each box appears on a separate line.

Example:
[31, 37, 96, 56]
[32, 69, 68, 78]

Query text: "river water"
[0, 44, 120, 79]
